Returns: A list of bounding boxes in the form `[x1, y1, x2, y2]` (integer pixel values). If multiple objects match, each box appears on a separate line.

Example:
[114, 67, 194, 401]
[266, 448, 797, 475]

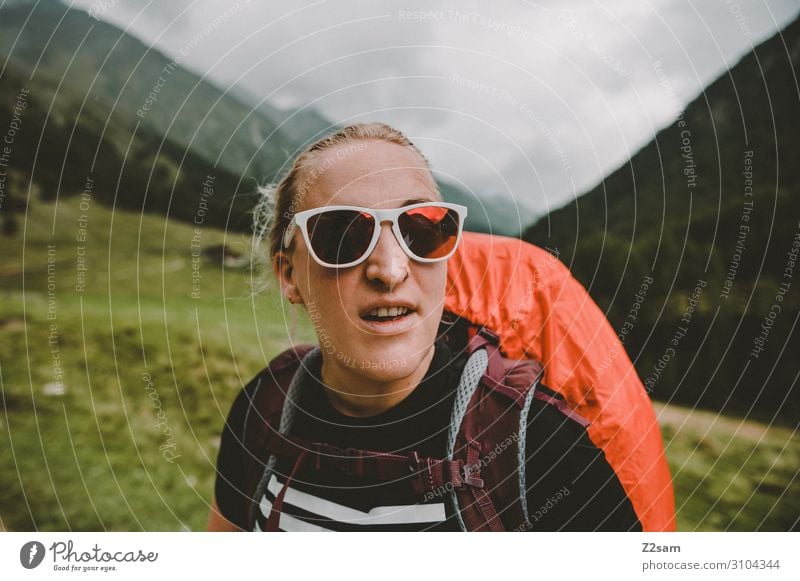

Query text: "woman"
[208, 122, 641, 532]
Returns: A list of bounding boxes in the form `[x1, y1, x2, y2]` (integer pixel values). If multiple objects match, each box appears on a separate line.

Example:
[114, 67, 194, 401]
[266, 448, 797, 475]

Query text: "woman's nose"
[364, 222, 409, 291]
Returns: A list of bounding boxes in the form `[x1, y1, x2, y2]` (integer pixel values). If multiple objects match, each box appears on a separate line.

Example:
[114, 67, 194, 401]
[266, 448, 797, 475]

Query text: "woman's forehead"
[301, 140, 438, 209]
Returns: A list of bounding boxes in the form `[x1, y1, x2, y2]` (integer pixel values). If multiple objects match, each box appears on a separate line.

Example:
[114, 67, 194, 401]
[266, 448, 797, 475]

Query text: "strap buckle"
[477, 326, 500, 345]
[408, 451, 435, 496]
[310, 442, 364, 476]
[461, 461, 485, 488]
[334, 446, 365, 477]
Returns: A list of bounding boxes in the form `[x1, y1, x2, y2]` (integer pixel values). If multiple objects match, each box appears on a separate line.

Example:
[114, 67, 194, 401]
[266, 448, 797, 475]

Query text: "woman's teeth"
[366, 306, 409, 319]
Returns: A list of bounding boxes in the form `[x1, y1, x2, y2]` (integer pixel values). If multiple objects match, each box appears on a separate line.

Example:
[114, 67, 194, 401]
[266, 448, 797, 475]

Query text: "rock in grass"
[42, 382, 65, 396]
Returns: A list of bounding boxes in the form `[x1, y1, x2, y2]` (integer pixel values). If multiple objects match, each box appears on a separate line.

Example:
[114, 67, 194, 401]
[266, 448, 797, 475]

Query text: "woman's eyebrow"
[402, 197, 435, 205]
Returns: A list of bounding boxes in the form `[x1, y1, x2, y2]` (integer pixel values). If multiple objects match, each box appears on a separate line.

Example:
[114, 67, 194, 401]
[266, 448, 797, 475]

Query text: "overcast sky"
[69, 0, 799, 225]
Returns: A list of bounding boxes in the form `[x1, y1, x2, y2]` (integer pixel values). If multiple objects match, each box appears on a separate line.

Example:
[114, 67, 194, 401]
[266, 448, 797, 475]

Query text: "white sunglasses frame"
[282, 202, 468, 268]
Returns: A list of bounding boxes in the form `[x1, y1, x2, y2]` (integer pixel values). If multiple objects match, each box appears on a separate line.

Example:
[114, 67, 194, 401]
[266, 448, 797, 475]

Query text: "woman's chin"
[332, 343, 428, 382]
[357, 353, 414, 379]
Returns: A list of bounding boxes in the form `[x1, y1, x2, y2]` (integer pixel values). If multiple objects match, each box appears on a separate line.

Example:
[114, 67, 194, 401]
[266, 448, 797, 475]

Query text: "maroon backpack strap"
[264, 448, 308, 532]
[468, 327, 506, 391]
[262, 429, 480, 498]
[449, 326, 554, 531]
[244, 345, 317, 531]
[446, 330, 506, 531]
[462, 441, 506, 531]
[532, 389, 591, 428]
[457, 325, 593, 531]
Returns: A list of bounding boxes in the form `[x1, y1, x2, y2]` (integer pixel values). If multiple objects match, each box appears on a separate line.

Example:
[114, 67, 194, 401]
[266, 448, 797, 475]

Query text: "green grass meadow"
[1, 200, 798, 531]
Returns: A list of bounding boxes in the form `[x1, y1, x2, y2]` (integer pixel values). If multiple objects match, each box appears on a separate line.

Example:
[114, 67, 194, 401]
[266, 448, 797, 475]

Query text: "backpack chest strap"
[263, 430, 484, 498]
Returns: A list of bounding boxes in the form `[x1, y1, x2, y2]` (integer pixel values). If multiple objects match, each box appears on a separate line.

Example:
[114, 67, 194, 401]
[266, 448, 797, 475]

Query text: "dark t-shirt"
[214, 340, 642, 532]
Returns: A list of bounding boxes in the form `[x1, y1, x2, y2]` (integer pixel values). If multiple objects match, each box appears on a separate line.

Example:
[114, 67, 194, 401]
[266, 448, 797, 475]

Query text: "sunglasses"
[283, 202, 468, 268]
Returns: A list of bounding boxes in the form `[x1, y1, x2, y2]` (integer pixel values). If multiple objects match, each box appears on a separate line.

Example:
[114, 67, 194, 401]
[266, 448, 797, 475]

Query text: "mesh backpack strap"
[247, 347, 321, 531]
[517, 378, 539, 529]
[446, 344, 493, 531]
[449, 326, 549, 532]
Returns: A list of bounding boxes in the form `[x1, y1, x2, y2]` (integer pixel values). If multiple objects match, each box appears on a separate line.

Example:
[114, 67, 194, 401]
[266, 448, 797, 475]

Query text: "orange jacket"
[446, 231, 676, 531]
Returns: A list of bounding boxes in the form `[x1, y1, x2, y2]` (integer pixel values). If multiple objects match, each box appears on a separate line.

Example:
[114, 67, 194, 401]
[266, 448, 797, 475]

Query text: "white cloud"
[68, 0, 800, 221]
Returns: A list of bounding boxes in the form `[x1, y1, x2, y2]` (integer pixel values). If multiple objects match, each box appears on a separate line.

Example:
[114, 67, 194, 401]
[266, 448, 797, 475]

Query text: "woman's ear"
[273, 251, 304, 305]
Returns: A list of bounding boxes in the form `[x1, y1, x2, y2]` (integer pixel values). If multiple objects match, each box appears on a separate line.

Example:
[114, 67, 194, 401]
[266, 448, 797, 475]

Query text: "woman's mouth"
[359, 305, 417, 333]
[361, 306, 411, 322]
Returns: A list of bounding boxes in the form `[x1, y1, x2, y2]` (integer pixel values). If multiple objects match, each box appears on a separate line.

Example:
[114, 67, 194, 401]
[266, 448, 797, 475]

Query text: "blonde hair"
[251, 122, 438, 290]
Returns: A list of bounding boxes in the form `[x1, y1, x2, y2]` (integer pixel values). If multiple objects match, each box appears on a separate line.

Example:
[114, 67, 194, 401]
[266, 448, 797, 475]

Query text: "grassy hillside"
[1, 200, 797, 531]
[0, 198, 316, 531]
[655, 403, 799, 531]
[524, 16, 800, 423]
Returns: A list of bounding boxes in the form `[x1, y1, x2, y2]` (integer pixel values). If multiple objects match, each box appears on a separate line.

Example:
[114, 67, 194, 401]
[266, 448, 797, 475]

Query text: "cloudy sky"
[71, 0, 799, 226]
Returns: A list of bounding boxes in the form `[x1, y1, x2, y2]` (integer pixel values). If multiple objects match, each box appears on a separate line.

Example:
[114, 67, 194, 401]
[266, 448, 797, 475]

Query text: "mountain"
[0, 0, 291, 182]
[524, 16, 800, 422]
[0, 0, 294, 231]
[437, 181, 523, 235]
[0, 58, 253, 233]
[0, 0, 499, 234]
[231, 85, 522, 235]
[230, 86, 336, 150]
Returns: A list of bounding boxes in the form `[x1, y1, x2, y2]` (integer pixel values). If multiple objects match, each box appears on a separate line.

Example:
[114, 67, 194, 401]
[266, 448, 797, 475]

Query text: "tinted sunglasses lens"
[398, 206, 461, 259]
[307, 210, 375, 264]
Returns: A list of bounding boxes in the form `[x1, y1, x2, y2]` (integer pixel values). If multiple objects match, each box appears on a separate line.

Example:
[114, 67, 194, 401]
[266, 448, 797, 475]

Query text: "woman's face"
[275, 139, 448, 383]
